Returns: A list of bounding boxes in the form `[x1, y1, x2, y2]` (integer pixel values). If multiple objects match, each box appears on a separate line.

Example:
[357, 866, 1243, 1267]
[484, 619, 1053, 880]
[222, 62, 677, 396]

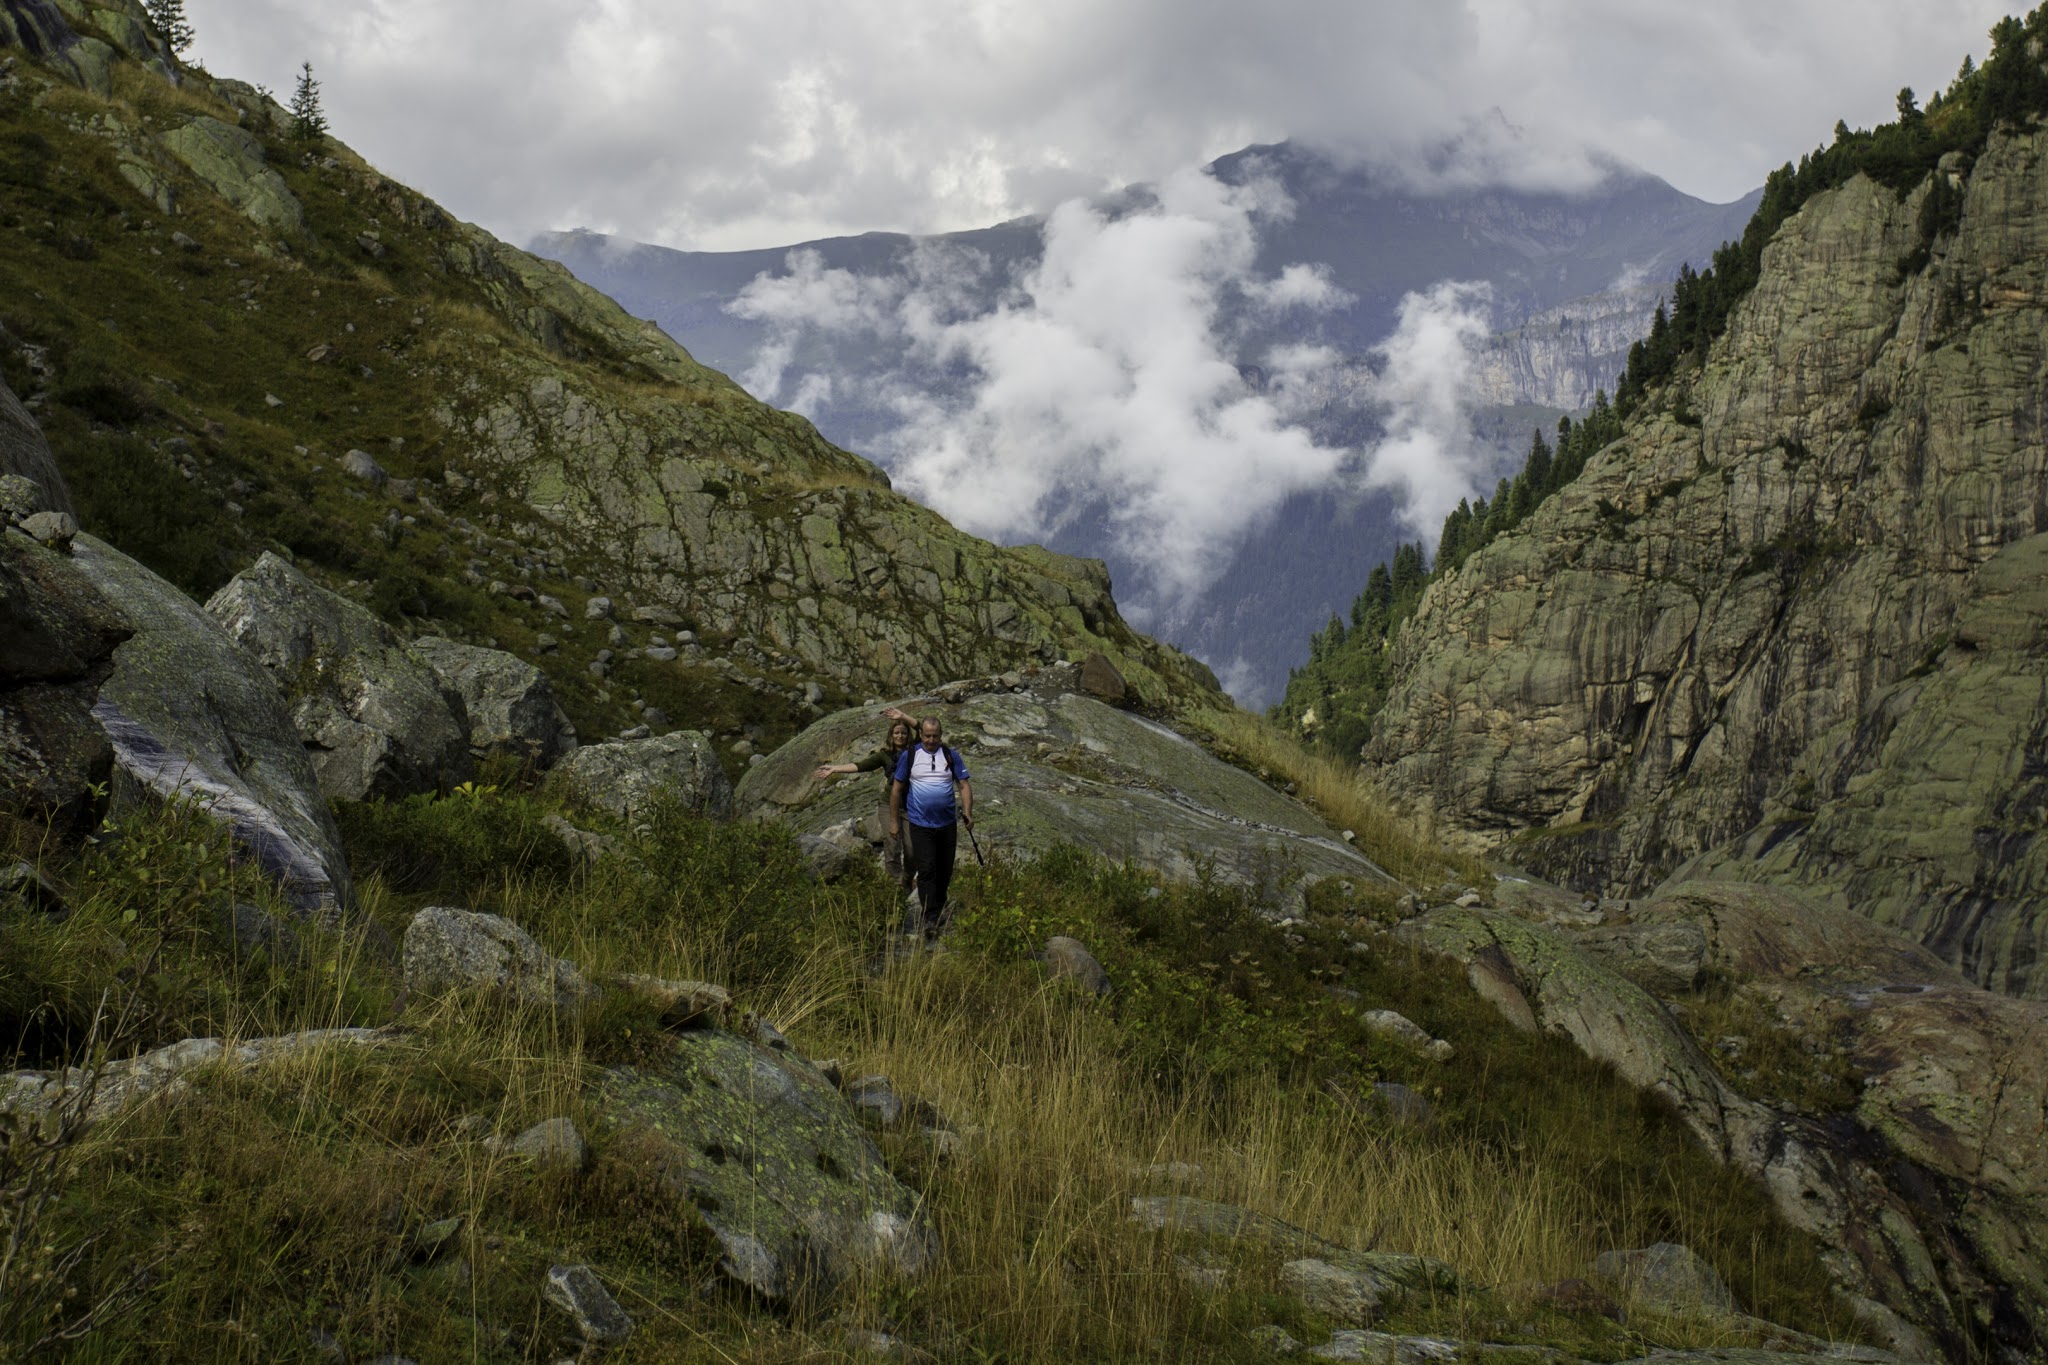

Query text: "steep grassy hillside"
[0, 0, 1216, 773]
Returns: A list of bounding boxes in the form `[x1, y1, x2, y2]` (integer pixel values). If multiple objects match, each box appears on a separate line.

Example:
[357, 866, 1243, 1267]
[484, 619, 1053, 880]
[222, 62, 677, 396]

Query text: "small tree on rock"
[143, 0, 194, 53]
[288, 61, 327, 144]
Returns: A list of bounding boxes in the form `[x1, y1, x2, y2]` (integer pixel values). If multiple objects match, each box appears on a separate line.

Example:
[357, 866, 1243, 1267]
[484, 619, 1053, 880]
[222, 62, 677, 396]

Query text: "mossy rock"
[597, 1030, 925, 1299]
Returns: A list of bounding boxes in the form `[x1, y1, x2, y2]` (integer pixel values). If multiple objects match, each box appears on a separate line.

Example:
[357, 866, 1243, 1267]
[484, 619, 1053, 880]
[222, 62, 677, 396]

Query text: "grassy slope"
[0, 769, 1861, 1361]
[0, 43, 1206, 775]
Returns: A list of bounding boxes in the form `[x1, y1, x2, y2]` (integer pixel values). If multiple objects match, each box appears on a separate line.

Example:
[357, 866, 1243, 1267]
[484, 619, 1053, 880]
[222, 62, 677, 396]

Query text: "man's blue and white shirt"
[893, 744, 969, 828]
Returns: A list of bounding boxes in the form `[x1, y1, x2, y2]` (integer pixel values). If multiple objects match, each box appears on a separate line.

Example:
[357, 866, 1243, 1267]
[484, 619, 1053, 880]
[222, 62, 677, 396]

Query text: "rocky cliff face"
[1467, 286, 1663, 411]
[1365, 131, 2048, 998]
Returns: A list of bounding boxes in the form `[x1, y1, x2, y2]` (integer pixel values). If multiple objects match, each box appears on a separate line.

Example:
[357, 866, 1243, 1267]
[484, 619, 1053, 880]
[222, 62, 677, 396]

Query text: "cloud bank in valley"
[729, 171, 1499, 623]
[1357, 282, 1497, 538]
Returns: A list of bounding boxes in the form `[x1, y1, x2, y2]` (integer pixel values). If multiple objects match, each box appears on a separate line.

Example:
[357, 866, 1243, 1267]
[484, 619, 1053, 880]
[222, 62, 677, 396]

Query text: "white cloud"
[725, 167, 1355, 618]
[192, 0, 2019, 250]
[1357, 282, 1496, 537]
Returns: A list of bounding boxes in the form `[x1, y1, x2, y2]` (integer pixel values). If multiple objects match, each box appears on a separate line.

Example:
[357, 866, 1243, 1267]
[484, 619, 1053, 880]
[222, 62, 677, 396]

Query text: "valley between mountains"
[0, 3, 2045, 1363]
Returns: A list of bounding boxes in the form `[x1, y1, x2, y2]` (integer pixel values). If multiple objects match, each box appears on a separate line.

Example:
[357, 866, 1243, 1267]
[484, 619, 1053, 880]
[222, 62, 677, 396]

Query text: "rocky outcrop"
[206, 554, 475, 802]
[401, 905, 589, 1009]
[1467, 286, 1666, 411]
[550, 731, 732, 821]
[0, 525, 128, 827]
[410, 635, 576, 768]
[1364, 128, 2048, 999]
[1401, 880, 2045, 1363]
[157, 117, 304, 233]
[0, 1026, 399, 1129]
[428, 344, 1220, 710]
[598, 1029, 927, 1299]
[736, 668, 1390, 901]
[70, 534, 354, 917]
[1683, 530, 2048, 997]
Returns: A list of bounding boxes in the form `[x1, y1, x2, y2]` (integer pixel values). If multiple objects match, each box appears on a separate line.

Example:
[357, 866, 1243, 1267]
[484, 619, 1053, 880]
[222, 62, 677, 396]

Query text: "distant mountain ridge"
[536, 144, 1760, 704]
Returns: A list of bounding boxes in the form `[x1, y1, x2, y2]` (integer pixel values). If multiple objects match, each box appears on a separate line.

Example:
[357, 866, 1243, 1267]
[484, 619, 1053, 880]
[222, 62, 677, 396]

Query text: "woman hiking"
[814, 706, 918, 892]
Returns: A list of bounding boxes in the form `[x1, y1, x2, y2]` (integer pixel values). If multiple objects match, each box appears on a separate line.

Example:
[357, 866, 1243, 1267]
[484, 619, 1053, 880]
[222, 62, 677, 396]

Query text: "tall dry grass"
[1187, 706, 1487, 890]
[5, 793, 1863, 1360]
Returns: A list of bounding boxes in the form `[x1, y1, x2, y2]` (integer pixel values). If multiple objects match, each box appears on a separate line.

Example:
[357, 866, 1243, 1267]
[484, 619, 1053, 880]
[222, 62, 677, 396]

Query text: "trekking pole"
[966, 819, 987, 867]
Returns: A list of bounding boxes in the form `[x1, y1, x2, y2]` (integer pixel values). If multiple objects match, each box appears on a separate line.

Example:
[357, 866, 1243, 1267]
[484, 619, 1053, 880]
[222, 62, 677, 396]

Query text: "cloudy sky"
[195, 0, 2021, 253]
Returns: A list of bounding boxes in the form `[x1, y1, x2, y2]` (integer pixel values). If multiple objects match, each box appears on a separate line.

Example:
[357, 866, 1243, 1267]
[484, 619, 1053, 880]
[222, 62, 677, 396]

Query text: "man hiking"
[890, 716, 972, 942]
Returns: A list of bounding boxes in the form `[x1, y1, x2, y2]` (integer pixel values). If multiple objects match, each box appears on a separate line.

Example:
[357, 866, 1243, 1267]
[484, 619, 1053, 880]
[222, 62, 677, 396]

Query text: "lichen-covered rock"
[409, 635, 576, 769]
[1359, 1010, 1454, 1061]
[158, 116, 305, 232]
[597, 1030, 926, 1298]
[206, 554, 474, 801]
[1310, 1332, 1460, 1365]
[509, 1116, 587, 1174]
[551, 730, 732, 821]
[608, 974, 730, 1029]
[401, 905, 588, 1008]
[1593, 1241, 1736, 1314]
[1362, 127, 2048, 1001]
[1573, 919, 1708, 995]
[737, 678, 1387, 900]
[69, 534, 354, 917]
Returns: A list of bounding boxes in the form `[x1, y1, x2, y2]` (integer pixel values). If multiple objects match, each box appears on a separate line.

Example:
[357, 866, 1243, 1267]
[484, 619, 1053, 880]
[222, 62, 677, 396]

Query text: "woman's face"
[889, 720, 912, 747]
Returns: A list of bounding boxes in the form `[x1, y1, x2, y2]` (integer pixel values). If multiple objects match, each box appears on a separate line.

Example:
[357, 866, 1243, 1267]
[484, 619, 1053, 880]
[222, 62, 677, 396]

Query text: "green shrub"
[333, 785, 578, 902]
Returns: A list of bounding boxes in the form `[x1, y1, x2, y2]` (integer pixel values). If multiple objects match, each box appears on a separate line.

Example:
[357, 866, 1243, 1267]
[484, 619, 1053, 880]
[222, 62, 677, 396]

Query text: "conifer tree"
[144, 0, 193, 53]
[289, 62, 328, 144]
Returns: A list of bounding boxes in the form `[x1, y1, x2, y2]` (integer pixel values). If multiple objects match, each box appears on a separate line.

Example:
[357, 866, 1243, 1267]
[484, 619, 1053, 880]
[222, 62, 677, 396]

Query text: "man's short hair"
[919, 717, 943, 737]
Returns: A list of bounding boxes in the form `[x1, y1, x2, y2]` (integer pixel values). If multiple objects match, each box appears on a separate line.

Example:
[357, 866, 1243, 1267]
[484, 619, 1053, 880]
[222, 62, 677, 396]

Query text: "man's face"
[920, 722, 941, 751]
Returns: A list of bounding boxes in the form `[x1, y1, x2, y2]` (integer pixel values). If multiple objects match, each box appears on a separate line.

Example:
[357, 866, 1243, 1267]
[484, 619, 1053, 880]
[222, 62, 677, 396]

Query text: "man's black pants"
[907, 821, 958, 935]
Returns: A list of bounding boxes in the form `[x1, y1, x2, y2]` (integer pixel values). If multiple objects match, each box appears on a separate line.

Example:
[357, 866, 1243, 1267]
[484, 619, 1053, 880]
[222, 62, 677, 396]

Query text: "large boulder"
[69, 534, 354, 917]
[597, 1029, 927, 1298]
[206, 554, 474, 801]
[0, 528, 129, 827]
[551, 731, 732, 821]
[401, 906, 589, 1009]
[409, 635, 576, 769]
[736, 675, 1389, 901]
